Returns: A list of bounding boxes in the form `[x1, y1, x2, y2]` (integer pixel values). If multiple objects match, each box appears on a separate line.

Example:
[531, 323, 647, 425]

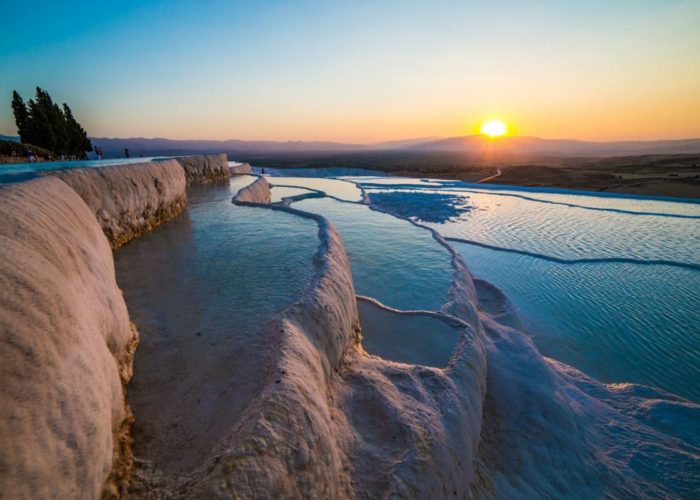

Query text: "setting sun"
[480, 119, 508, 138]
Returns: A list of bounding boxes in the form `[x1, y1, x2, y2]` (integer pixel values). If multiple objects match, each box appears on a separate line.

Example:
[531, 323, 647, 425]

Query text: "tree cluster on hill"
[11, 87, 92, 158]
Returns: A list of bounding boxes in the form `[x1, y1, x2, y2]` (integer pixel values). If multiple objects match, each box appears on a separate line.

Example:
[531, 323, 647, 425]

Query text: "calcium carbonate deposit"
[0, 160, 698, 499]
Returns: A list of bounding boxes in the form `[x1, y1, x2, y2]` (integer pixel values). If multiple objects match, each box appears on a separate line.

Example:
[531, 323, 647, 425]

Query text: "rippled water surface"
[366, 187, 699, 267]
[457, 242, 700, 401]
[357, 180, 700, 401]
[273, 167, 387, 178]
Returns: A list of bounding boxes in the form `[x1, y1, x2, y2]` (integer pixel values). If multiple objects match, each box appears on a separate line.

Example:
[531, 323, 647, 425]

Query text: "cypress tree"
[10, 87, 93, 158]
[63, 104, 92, 157]
[11, 91, 29, 142]
[34, 87, 64, 154]
[26, 96, 56, 152]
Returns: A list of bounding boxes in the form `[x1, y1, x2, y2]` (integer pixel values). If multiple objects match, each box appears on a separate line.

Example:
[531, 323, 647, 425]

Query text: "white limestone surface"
[51, 159, 187, 248]
[0, 177, 138, 498]
[177, 153, 230, 184]
[233, 176, 272, 204]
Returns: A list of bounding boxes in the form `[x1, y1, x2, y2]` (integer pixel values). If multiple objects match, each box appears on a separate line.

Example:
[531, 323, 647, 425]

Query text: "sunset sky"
[1, 0, 699, 143]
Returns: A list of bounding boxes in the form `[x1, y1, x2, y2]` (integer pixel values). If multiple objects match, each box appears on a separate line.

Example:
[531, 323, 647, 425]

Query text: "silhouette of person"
[124, 148, 130, 158]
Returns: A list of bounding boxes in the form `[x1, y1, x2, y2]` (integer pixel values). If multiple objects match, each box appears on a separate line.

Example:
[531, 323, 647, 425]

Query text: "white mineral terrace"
[0, 158, 698, 498]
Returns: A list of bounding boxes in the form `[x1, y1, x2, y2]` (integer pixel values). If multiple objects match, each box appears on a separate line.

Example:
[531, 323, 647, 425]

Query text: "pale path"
[475, 167, 502, 183]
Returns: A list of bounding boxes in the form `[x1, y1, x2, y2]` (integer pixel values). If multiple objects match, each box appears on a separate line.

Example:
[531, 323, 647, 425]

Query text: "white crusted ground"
[218, 178, 699, 499]
[177, 153, 231, 184]
[51, 159, 187, 248]
[0, 177, 138, 498]
[1, 166, 696, 499]
[233, 176, 272, 204]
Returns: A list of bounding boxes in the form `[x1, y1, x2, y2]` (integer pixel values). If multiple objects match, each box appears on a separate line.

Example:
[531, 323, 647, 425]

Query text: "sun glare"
[480, 119, 508, 138]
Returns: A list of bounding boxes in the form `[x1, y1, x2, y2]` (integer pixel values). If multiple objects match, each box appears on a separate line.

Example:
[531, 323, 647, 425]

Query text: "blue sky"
[1, 0, 699, 141]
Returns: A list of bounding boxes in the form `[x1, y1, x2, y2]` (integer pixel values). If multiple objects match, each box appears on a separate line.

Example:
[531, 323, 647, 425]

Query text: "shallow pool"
[270, 185, 315, 203]
[366, 186, 699, 267]
[115, 179, 318, 477]
[291, 197, 453, 312]
[269, 176, 364, 201]
[358, 300, 460, 367]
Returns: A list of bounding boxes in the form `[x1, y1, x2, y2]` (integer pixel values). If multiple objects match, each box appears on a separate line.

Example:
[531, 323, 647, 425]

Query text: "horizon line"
[4, 133, 699, 146]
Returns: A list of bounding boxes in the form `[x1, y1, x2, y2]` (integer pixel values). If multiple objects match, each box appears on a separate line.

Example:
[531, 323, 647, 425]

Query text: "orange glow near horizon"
[1, 2, 699, 143]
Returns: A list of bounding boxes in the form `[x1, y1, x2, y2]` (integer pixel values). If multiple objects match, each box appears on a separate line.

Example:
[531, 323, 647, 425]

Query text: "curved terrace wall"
[176, 153, 230, 185]
[3, 163, 687, 498]
[229, 162, 252, 175]
[51, 159, 187, 249]
[0, 154, 233, 497]
[0, 177, 138, 498]
[189, 180, 489, 498]
[233, 175, 271, 204]
[357, 177, 700, 497]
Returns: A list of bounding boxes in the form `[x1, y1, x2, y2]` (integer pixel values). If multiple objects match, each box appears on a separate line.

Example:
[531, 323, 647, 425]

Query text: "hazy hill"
[2, 134, 700, 158]
[88, 137, 364, 158]
[409, 135, 700, 156]
[86, 135, 700, 158]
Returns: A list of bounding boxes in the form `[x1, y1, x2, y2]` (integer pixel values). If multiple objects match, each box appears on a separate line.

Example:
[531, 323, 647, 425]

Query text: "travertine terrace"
[1, 158, 698, 498]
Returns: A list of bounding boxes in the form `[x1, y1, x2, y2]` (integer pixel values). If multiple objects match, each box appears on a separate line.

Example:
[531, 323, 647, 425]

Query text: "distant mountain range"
[408, 135, 700, 156]
[2, 133, 700, 158]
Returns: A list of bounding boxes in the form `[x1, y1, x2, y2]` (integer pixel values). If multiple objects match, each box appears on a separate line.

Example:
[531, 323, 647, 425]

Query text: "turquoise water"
[359, 181, 700, 402]
[456, 242, 700, 401]
[291, 197, 453, 312]
[0, 156, 159, 183]
[114, 179, 318, 475]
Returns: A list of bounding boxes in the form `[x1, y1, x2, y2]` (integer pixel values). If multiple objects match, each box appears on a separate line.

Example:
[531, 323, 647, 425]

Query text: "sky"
[1, 0, 699, 143]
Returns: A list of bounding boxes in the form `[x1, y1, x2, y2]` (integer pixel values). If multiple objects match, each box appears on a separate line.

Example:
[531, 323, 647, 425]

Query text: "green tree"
[26, 95, 56, 152]
[63, 104, 92, 156]
[11, 91, 29, 142]
[11, 87, 93, 158]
